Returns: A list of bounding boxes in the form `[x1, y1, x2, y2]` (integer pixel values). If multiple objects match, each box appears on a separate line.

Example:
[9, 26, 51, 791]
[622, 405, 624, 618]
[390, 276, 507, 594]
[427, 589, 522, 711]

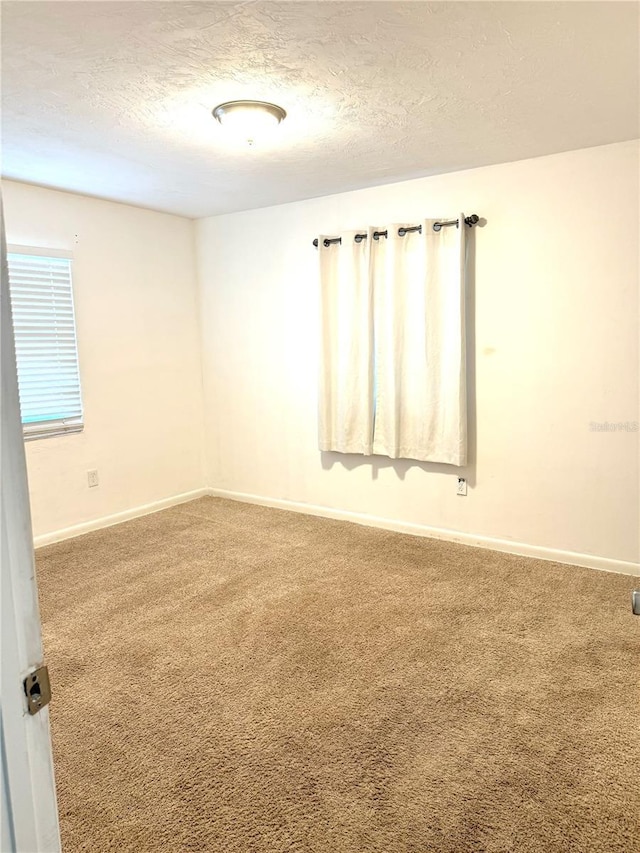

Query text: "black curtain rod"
[312, 214, 479, 248]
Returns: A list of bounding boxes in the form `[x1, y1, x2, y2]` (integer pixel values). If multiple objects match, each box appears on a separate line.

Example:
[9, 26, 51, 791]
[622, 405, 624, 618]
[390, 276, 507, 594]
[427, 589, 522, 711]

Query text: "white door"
[1, 200, 61, 851]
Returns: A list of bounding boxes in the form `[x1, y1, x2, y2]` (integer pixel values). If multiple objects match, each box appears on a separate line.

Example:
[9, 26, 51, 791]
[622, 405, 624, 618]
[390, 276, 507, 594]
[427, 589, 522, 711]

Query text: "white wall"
[2, 180, 205, 539]
[4, 142, 639, 566]
[196, 141, 640, 567]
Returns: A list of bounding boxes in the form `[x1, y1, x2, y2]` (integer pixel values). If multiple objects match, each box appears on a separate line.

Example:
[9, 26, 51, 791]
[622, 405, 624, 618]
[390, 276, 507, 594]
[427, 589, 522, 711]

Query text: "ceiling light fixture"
[212, 100, 286, 146]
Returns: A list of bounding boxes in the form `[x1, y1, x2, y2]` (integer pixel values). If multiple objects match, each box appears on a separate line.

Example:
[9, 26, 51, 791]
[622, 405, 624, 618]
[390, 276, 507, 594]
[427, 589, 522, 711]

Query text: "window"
[7, 247, 83, 440]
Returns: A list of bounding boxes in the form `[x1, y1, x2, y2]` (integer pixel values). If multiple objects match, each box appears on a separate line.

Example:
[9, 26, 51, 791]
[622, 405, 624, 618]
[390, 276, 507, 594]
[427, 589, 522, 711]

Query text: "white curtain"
[318, 229, 374, 454]
[318, 217, 467, 466]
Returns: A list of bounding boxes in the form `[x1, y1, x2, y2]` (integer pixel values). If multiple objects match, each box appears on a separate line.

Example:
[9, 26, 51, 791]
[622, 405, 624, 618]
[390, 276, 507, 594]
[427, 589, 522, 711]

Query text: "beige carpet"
[36, 497, 639, 852]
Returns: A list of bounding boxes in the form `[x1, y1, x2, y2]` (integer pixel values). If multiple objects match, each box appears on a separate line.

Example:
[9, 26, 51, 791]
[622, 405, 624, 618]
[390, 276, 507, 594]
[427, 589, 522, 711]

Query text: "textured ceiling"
[1, 1, 638, 218]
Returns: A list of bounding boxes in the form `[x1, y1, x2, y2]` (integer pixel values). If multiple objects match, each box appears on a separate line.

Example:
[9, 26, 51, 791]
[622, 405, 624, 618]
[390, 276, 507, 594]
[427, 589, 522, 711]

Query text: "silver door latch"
[23, 665, 52, 715]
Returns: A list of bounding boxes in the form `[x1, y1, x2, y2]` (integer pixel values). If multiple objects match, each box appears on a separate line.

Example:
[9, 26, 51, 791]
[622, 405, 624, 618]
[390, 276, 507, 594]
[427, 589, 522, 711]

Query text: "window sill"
[23, 424, 84, 442]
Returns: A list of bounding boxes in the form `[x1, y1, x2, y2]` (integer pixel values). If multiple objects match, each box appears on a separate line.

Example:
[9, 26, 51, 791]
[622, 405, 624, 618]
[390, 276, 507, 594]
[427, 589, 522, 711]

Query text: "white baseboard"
[208, 488, 640, 576]
[33, 488, 209, 548]
[33, 484, 640, 576]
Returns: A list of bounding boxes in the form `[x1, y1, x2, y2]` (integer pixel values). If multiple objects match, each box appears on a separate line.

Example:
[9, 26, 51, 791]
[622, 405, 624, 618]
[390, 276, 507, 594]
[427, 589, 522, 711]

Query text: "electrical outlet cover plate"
[457, 477, 467, 496]
[87, 469, 99, 488]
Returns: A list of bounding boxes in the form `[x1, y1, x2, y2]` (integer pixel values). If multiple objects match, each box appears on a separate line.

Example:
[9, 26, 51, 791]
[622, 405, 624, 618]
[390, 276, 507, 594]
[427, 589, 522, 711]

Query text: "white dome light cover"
[212, 100, 287, 145]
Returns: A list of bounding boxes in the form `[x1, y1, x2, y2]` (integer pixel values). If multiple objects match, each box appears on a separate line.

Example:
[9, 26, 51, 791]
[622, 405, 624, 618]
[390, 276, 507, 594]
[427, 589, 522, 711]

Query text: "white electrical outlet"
[457, 477, 467, 496]
[87, 469, 99, 488]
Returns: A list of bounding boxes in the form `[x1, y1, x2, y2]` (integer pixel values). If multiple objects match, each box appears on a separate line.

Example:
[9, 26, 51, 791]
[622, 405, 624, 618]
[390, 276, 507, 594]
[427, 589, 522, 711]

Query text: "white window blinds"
[7, 248, 84, 440]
